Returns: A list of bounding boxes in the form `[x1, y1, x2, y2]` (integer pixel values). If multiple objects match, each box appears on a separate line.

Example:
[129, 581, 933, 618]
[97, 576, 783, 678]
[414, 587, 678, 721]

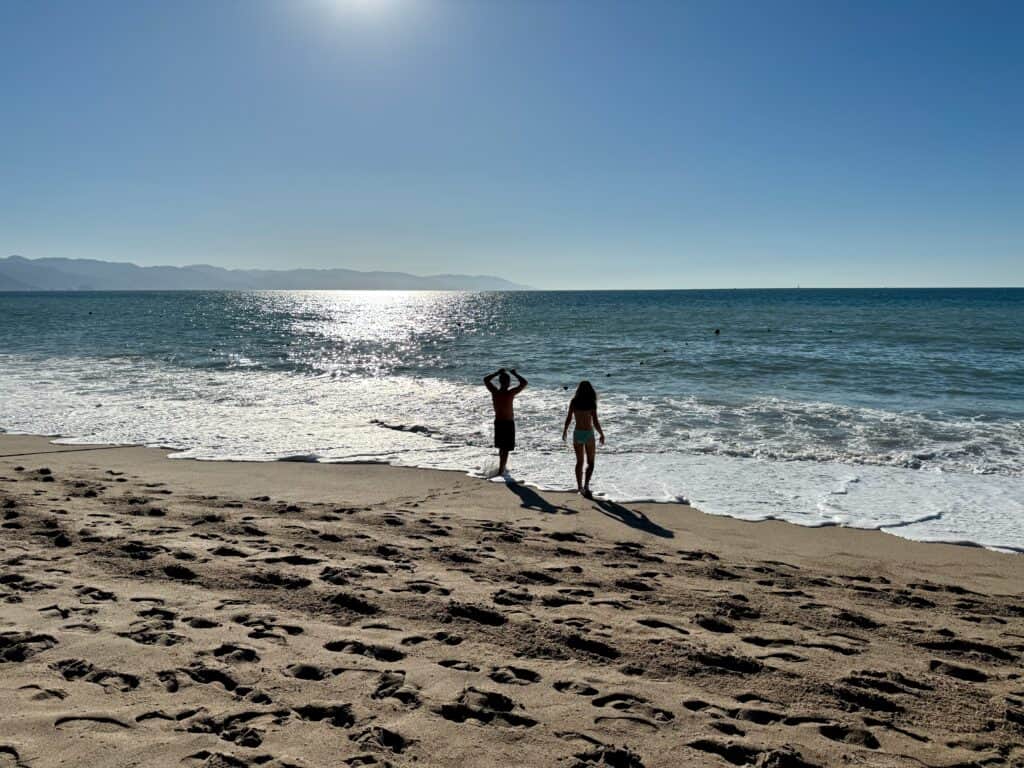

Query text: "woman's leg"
[584, 439, 596, 492]
[573, 442, 584, 491]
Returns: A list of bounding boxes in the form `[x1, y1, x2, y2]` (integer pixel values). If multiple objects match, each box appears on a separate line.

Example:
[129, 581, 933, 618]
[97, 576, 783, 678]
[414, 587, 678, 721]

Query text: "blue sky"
[1, 0, 1021, 289]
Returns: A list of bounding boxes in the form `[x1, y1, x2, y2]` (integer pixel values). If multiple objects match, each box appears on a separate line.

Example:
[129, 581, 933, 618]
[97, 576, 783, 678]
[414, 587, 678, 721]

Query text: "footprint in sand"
[819, 723, 880, 749]
[175, 664, 241, 693]
[591, 692, 675, 727]
[186, 709, 290, 749]
[329, 592, 381, 616]
[324, 639, 405, 662]
[1, 574, 56, 598]
[438, 659, 480, 672]
[0, 631, 58, 663]
[293, 702, 355, 728]
[247, 570, 310, 590]
[573, 746, 644, 768]
[0, 744, 26, 768]
[686, 740, 817, 768]
[565, 634, 620, 660]
[52, 659, 139, 692]
[232, 614, 303, 642]
[18, 684, 68, 701]
[445, 601, 506, 626]
[209, 644, 260, 663]
[636, 618, 689, 635]
[488, 666, 540, 685]
[553, 680, 598, 696]
[493, 588, 532, 606]
[693, 614, 735, 633]
[73, 584, 117, 603]
[350, 726, 412, 756]
[135, 708, 205, 725]
[284, 663, 331, 681]
[181, 749, 297, 767]
[392, 579, 451, 597]
[54, 715, 132, 732]
[118, 620, 187, 647]
[435, 687, 537, 728]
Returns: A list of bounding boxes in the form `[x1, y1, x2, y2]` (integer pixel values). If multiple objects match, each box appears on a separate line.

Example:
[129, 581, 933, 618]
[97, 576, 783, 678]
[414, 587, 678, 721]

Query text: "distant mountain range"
[0, 256, 528, 291]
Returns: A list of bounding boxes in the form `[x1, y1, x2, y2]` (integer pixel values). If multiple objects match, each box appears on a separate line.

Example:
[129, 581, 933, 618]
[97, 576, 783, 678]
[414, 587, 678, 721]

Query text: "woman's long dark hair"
[571, 380, 597, 411]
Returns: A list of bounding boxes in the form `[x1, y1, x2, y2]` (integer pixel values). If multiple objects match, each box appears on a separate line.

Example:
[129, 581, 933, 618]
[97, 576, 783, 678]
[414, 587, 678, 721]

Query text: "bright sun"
[336, 0, 391, 12]
[319, 0, 405, 22]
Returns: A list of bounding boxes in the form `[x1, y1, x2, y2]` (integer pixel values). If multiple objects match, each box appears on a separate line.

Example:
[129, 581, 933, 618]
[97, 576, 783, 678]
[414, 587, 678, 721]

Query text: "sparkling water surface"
[1, 289, 1022, 550]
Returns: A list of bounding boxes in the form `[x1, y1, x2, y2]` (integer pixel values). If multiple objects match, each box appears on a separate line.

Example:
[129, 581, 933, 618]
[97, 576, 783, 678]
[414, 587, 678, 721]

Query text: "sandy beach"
[1, 433, 1022, 768]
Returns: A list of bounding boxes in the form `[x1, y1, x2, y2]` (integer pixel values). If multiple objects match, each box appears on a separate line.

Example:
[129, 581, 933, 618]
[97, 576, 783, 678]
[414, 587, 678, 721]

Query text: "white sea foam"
[1, 352, 1022, 551]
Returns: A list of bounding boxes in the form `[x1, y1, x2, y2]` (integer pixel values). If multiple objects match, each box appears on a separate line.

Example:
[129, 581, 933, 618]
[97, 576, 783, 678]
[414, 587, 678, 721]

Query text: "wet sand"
[1, 434, 1022, 768]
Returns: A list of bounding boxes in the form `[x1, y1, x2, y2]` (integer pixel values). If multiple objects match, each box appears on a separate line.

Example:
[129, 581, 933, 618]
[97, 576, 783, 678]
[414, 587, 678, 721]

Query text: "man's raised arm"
[510, 368, 528, 394]
[483, 368, 503, 393]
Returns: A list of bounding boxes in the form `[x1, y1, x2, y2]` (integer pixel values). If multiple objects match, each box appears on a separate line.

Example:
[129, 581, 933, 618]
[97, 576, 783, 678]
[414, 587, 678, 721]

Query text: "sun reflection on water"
[230, 290, 506, 379]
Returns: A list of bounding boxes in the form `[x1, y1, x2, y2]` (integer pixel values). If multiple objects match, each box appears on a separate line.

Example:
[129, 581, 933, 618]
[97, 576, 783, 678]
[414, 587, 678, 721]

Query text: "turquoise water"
[1, 289, 1022, 549]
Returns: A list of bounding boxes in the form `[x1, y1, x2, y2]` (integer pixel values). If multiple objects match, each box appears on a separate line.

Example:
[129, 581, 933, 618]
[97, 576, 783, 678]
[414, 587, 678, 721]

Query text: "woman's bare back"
[572, 408, 595, 429]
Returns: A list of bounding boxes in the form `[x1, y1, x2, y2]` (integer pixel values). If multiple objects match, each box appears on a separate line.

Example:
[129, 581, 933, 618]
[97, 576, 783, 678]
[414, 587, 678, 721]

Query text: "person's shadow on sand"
[506, 481, 576, 515]
[592, 498, 674, 538]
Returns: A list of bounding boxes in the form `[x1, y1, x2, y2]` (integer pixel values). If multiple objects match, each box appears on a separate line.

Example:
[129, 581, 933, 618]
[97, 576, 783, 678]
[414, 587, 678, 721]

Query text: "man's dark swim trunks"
[494, 419, 515, 451]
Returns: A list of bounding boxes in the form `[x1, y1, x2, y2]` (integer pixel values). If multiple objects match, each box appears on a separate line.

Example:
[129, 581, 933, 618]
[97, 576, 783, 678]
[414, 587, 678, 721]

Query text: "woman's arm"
[593, 409, 605, 445]
[562, 405, 574, 440]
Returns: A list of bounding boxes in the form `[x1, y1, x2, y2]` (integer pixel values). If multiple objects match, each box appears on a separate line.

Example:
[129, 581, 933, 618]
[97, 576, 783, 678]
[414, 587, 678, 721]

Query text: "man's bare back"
[490, 389, 517, 421]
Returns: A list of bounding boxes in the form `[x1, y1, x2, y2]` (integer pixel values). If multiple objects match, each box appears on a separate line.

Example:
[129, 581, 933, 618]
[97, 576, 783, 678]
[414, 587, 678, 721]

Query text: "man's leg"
[498, 448, 509, 475]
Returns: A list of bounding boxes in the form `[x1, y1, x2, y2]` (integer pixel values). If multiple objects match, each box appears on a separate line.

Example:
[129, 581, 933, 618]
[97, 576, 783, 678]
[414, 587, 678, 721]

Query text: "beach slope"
[1, 435, 1022, 767]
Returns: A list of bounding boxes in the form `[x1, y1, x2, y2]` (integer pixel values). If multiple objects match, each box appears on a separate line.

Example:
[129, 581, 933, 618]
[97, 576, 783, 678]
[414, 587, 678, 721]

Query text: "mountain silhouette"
[0, 255, 528, 291]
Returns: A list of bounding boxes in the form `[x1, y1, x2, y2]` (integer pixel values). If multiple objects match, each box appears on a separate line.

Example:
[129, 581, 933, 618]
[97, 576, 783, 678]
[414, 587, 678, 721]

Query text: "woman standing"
[562, 380, 605, 498]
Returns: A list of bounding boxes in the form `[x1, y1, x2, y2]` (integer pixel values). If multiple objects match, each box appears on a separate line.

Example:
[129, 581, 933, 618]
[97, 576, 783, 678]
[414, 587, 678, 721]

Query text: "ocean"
[1, 288, 1022, 551]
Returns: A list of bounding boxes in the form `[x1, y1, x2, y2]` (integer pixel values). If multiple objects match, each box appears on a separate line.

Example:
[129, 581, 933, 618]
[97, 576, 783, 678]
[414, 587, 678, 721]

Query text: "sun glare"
[296, 0, 422, 41]
[326, 0, 397, 16]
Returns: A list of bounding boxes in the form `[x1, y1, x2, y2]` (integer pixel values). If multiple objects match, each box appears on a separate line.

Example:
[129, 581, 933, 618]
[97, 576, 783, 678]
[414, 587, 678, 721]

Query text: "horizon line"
[2, 285, 1023, 293]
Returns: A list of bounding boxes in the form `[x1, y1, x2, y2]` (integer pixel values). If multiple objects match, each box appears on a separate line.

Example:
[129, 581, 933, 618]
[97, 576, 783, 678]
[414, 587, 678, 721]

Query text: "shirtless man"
[483, 368, 528, 476]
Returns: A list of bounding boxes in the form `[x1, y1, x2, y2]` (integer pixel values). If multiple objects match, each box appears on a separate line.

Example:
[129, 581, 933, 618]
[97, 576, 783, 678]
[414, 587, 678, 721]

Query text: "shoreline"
[2, 432, 1021, 578]
[8, 430, 1024, 556]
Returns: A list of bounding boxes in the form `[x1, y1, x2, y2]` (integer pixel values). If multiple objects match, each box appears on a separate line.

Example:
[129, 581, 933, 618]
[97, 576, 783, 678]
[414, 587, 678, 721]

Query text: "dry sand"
[1, 434, 1022, 768]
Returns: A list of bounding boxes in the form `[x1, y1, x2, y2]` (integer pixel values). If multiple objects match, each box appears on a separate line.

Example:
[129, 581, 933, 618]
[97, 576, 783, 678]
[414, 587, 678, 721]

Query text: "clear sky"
[2, 0, 1021, 289]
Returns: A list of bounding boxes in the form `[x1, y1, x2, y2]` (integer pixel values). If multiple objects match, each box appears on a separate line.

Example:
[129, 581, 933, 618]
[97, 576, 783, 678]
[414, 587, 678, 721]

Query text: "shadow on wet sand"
[592, 498, 675, 538]
[505, 480, 577, 515]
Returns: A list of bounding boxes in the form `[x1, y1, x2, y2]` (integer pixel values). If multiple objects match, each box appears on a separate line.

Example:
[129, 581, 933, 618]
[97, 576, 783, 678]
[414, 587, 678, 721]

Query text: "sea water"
[1, 289, 1021, 551]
